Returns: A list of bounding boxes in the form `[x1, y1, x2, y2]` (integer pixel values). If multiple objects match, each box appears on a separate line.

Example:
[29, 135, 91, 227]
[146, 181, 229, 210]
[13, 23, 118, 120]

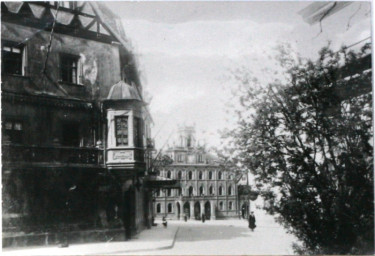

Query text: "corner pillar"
[189, 201, 194, 219]
[200, 201, 204, 217]
[210, 200, 216, 220]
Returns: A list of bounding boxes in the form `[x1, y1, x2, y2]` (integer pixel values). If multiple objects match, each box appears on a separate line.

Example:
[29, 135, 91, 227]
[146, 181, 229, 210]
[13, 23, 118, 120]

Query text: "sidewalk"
[2, 222, 180, 256]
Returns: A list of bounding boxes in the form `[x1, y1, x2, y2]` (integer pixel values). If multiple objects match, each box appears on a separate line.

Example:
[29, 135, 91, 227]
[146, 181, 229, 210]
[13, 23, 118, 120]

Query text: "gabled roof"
[89, 2, 134, 52]
[2, 2, 134, 52]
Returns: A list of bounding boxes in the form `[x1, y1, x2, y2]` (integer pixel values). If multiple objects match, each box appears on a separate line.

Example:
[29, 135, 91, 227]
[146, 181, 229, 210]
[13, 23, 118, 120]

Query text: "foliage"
[223, 43, 373, 254]
[152, 154, 174, 172]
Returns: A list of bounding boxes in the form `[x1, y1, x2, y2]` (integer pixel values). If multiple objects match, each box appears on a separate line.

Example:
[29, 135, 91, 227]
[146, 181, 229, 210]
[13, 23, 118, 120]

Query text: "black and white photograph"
[1, 1, 373, 255]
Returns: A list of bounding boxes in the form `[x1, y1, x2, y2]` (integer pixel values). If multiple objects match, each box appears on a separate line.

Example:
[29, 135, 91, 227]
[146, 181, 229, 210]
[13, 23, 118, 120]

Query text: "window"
[209, 186, 214, 195]
[178, 171, 182, 180]
[177, 154, 184, 162]
[199, 186, 204, 196]
[219, 201, 223, 210]
[168, 203, 172, 213]
[167, 189, 172, 197]
[188, 171, 193, 180]
[69, 1, 77, 9]
[218, 171, 222, 180]
[156, 203, 161, 213]
[115, 116, 129, 146]
[189, 186, 193, 197]
[229, 201, 233, 210]
[3, 120, 23, 144]
[209, 171, 213, 180]
[198, 154, 203, 163]
[167, 171, 171, 179]
[187, 135, 192, 147]
[133, 117, 143, 147]
[199, 171, 203, 180]
[228, 186, 232, 195]
[219, 186, 223, 196]
[60, 53, 81, 84]
[156, 189, 160, 197]
[2, 41, 26, 75]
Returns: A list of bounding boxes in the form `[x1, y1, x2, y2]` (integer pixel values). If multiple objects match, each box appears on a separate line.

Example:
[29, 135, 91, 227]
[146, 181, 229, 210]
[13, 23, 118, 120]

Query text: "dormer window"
[115, 116, 129, 146]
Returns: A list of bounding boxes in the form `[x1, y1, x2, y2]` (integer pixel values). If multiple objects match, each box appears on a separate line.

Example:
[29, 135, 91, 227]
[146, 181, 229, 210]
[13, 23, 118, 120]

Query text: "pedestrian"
[248, 211, 256, 231]
[162, 216, 168, 228]
[184, 214, 188, 222]
[201, 213, 205, 223]
[241, 206, 245, 219]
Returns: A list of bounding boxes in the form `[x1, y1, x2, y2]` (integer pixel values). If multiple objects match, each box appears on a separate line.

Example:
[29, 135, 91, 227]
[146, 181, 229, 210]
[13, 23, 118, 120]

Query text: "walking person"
[162, 216, 168, 227]
[201, 213, 206, 223]
[248, 211, 256, 231]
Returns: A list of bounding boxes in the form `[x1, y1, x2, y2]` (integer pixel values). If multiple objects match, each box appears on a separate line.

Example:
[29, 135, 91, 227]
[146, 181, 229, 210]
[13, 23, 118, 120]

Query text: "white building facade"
[153, 126, 238, 220]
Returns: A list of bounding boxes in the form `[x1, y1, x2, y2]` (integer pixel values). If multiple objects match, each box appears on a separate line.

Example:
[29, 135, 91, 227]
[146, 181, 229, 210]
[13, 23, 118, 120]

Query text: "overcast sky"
[106, 1, 371, 149]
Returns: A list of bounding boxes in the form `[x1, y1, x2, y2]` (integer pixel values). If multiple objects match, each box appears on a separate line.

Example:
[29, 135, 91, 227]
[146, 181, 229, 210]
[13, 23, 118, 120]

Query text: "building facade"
[2, 1, 155, 245]
[153, 126, 238, 220]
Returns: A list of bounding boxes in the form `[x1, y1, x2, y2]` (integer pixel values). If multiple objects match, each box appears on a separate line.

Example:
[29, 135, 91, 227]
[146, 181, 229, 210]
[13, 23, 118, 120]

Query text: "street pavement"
[2, 210, 299, 255]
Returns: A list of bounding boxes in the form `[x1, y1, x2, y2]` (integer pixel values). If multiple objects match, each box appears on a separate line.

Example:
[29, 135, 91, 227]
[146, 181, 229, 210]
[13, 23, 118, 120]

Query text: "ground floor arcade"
[154, 198, 240, 220]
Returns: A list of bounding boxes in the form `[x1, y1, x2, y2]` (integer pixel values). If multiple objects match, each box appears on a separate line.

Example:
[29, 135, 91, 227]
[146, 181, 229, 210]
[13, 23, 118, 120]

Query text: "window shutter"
[78, 56, 83, 84]
[22, 45, 28, 76]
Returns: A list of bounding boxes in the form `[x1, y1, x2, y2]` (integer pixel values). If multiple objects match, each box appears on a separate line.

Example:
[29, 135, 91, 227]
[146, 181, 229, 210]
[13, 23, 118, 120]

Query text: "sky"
[106, 1, 372, 150]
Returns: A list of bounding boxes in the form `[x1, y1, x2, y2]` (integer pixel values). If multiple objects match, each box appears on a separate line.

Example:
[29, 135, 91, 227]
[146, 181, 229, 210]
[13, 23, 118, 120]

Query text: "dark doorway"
[241, 202, 249, 219]
[204, 201, 211, 220]
[194, 202, 201, 220]
[183, 202, 190, 218]
[123, 187, 135, 239]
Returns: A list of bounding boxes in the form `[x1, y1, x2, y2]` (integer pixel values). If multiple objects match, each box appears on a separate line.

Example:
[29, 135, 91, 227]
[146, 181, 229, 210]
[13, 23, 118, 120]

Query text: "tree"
[150, 153, 174, 174]
[224, 43, 373, 254]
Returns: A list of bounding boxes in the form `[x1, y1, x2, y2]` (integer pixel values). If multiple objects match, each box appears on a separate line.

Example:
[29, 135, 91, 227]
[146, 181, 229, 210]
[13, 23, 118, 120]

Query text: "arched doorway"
[183, 202, 190, 218]
[194, 202, 201, 220]
[176, 202, 181, 220]
[204, 201, 211, 220]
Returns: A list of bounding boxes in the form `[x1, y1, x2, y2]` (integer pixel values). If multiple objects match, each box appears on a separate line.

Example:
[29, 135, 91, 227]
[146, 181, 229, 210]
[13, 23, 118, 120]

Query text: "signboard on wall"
[113, 150, 133, 161]
[108, 150, 134, 163]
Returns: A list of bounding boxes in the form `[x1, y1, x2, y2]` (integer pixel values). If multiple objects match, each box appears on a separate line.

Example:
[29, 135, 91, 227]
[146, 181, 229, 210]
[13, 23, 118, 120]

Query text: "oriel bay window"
[115, 116, 129, 146]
